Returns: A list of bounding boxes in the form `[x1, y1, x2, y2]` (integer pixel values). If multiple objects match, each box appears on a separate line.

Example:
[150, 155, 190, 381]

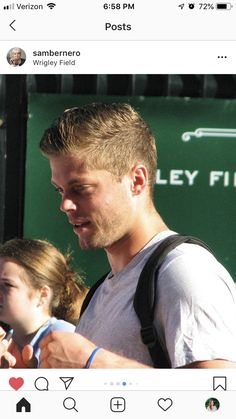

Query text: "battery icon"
[216, 3, 233, 9]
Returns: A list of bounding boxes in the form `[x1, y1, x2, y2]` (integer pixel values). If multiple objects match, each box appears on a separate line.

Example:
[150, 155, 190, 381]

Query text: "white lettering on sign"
[209, 171, 224, 186]
[184, 170, 199, 185]
[156, 170, 199, 186]
[209, 171, 232, 186]
[156, 170, 167, 185]
[156, 170, 236, 187]
[170, 170, 184, 185]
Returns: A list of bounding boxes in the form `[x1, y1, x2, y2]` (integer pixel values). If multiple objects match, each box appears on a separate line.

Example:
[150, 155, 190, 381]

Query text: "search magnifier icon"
[63, 397, 78, 412]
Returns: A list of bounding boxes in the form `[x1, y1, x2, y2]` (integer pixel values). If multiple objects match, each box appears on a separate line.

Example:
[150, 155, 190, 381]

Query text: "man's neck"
[105, 210, 169, 274]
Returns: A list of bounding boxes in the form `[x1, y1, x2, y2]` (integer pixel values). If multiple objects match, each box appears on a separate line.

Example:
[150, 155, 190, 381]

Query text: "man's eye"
[54, 187, 63, 194]
[73, 186, 90, 194]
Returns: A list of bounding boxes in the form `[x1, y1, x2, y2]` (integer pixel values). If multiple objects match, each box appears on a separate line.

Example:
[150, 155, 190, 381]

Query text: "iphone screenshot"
[0, 0, 236, 417]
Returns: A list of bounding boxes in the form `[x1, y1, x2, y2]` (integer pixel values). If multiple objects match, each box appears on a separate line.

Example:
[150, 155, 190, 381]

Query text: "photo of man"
[7, 47, 26, 67]
[0, 74, 236, 369]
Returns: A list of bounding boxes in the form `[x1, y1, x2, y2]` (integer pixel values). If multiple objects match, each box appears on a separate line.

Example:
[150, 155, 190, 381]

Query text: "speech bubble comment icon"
[34, 377, 49, 391]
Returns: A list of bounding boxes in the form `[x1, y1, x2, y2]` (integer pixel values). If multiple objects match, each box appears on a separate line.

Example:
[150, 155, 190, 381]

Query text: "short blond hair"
[40, 103, 157, 196]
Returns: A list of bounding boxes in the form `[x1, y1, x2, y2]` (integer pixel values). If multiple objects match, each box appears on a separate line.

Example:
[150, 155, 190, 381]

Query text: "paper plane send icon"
[59, 377, 74, 390]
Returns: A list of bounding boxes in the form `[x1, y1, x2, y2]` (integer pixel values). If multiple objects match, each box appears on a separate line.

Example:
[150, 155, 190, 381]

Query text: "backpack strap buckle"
[140, 325, 157, 348]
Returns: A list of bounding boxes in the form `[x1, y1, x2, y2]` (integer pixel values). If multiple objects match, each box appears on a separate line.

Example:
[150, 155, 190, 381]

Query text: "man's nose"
[60, 196, 77, 213]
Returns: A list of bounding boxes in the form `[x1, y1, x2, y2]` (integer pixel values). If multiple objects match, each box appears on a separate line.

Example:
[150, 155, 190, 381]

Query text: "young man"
[37, 103, 236, 368]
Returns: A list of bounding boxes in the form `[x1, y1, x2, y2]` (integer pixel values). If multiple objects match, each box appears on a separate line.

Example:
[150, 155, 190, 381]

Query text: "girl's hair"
[0, 238, 88, 325]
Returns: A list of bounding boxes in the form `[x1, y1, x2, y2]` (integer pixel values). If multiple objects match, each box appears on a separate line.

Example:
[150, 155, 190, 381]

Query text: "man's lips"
[69, 218, 90, 225]
[74, 221, 90, 228]
[69, 220, 91, 229]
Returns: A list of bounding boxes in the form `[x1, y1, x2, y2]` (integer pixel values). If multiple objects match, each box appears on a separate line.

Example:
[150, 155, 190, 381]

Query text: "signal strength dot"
[3, 4, 13, 9]
[47, 2, 56, 9]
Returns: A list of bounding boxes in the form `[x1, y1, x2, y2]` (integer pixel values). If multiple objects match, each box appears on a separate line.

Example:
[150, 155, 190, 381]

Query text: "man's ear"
[130, 165, 149, 195]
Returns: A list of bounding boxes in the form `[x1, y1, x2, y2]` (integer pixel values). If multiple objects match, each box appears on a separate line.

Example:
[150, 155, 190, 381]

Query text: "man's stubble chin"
[76, 214, 128, 250]
[76, 226, 119, 250]
[76, 232, 108, 250]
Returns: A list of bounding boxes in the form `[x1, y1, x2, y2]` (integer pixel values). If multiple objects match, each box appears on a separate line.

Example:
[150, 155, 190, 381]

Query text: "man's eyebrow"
[51, 179, 85, 187]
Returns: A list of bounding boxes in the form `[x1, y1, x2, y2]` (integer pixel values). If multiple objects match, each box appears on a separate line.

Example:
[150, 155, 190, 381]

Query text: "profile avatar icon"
[7, 47, 26, 67]
[205, 397, 220, 412]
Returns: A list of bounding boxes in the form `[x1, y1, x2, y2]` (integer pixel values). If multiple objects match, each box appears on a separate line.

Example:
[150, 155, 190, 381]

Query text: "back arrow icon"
[10, 20, 16, 31]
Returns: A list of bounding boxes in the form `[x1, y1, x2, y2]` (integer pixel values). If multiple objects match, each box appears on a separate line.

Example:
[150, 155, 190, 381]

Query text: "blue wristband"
[84, 347, 102, 369]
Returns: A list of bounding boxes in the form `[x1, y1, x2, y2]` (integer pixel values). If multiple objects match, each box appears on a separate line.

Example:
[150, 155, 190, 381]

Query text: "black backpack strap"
[133, 234, 213, 368]
[80, 272, 108, 318]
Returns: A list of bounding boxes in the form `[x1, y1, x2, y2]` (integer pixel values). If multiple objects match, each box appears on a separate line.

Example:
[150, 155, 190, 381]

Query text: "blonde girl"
[0, 238, 87, 367]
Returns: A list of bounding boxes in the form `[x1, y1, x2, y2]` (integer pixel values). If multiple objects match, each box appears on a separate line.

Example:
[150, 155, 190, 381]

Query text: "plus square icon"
[110, 397, 126, 412]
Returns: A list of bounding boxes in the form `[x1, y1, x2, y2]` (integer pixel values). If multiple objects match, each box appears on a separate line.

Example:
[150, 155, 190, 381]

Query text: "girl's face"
[0, 258, 40, 328]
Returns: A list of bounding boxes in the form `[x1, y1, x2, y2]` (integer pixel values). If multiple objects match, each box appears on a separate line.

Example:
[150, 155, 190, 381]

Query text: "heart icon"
[157, 398, 173, 411]
[9, 377, 24, 391]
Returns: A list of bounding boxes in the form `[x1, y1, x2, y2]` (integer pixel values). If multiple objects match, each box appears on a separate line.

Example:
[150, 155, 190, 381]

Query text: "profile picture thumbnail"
[7, 47, 26, 67]
[205, 397, 220, 412]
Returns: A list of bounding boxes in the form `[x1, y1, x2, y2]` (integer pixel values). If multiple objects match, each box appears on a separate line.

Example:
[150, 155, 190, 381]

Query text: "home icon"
[16, 397, 31, 413]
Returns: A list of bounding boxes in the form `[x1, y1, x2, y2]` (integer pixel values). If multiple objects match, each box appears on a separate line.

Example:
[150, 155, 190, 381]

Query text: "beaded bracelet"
[84, 347, 102, 369]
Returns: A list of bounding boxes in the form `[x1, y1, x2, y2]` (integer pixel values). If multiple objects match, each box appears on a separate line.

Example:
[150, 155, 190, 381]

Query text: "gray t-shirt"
[76, 231, 236, 367]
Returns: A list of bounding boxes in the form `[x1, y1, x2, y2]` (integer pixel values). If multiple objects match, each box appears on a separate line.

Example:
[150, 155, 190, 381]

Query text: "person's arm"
[38, 331, 236, 369]
[39, 331, 151, 368]
[180, 360, 236, 368]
